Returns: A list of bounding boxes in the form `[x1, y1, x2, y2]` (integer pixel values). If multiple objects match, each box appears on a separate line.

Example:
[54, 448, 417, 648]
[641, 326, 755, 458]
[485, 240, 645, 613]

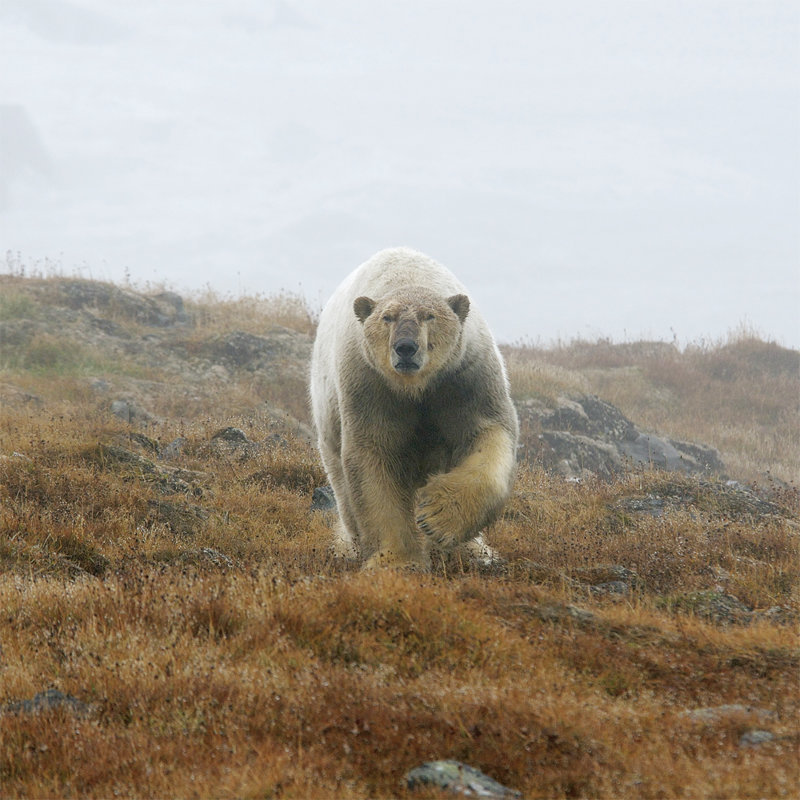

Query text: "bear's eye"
[425, 313, 435, 322]
[382, 315, 393, 323]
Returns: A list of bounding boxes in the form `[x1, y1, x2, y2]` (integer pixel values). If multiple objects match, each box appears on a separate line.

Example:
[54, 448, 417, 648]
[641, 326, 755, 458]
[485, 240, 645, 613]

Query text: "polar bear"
[310, 248, 518, 569]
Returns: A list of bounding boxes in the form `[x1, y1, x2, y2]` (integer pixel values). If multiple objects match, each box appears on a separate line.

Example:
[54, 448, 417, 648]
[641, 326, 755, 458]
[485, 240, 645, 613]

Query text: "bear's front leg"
[416, 424, 516, 549]
[342, 446, 429, 570]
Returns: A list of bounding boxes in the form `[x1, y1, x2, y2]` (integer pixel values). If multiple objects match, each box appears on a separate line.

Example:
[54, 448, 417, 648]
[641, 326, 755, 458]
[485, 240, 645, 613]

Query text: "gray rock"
[82, 310, 131, 338]
[88, 377, 111, 392]
[406, 760, 521, 798]
[57, 280, 189, 327]
[619, 433, 699, 473]
[110, 399, 132, 420]
[147, 499, 209, 537]
[152, 291, 187, 318]
[517, 393, 724, 479]
[754, 605, 797, 625]
[209, 426, 263, 460]
[0, 451, 32, 463]
[209, 330, 279, 368]
[94, 444, 204, 497]
[589, 580, 630, 597]
[668, 438, 725, 473]
[697, 480, 787, 518]
[202, 327, 311, 374]
[738, 730, 776, 748]
[615, 494, 666, 517]
[679, 705, 776, 725]
[311, 485, 336, 511]
[177, 547, 236, 570]
[1, 689, 95, 718]
[534, 603, 596, 626]
[111, 397, 158, 424]
[539, 431, 621, 479]
[572, 564, 642, 588]
[211, 426, 251, 446]
[542, 395, 637, 441]
[161, 437, 188, 460]
[614, 479, 790, 527]
[672, 591, 753, 626]
[123, 431, 160, 455]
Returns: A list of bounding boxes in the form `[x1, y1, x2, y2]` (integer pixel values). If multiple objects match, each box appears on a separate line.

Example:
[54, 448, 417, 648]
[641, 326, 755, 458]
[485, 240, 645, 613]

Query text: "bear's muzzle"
[392, 335, 422, 373]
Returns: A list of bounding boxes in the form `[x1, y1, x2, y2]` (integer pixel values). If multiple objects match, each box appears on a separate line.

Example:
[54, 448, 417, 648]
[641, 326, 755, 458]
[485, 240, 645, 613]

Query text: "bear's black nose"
[394, 338, 419, 358]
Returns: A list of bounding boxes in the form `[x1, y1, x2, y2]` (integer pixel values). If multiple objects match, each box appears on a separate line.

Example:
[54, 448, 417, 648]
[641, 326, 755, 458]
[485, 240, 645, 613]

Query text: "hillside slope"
[0, 275, 797, 799]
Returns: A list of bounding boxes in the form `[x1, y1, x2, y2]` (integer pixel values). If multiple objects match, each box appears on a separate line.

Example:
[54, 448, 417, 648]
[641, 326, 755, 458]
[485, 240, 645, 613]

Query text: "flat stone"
[739, 730, 776, 748]
[111, 398, 158, 424]
[210, 426, 251, 445]
[406, 760, 521, 798]
[679, 704, 776, 725]
[672, 591, 753, 626]
[1, 689, 95, 718]
[589, 580, 630, 597]
[147, 499, 209, 537]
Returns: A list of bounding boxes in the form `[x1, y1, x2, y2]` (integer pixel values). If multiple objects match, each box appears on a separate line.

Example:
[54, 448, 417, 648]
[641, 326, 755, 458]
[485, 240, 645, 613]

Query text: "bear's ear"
[354, 296, 376, 323]
[448, 294, 470, 323]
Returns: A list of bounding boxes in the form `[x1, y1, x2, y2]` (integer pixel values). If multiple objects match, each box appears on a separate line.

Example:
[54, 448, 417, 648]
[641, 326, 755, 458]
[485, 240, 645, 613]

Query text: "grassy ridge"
[503, 332, 800, 484]
[0, 275, 798, 798]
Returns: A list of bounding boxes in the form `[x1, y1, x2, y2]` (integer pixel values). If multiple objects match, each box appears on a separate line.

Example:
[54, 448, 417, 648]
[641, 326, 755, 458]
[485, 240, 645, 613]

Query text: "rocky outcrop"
[55, 280, 191, 327]
[199, 327, 311, 374]
[0, 278, 312, 391]
[666, 590, 795, 627]
[517, 394, 724, 479]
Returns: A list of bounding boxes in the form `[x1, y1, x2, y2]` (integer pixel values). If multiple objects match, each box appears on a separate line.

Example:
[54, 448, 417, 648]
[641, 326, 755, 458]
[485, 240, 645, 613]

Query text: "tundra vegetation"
[0, 271, 797, 799]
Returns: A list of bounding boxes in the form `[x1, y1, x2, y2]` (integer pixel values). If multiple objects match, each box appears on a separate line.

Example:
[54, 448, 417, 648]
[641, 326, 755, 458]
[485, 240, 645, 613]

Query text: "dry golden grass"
[188, 288, 318, 338]
[1, 276, 798, 798]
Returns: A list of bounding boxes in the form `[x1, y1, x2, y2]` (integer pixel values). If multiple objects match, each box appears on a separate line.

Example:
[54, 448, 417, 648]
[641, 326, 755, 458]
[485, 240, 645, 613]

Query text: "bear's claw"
[416, 514, 436, 539]
[416, 510, 458, 549]
[415, 478, 467, 549]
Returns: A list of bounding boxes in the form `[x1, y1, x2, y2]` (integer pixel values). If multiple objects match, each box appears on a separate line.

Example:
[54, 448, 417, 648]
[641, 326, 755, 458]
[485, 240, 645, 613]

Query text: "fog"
[1, 0, 798, 346]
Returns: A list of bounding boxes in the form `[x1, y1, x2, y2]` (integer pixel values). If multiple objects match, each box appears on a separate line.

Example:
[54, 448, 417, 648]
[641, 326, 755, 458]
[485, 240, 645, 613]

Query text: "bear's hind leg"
[319, 446, 362, 560]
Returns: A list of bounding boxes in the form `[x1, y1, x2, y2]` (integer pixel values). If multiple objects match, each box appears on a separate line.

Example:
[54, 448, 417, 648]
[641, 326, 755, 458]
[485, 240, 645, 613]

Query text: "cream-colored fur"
[310, 247, 518, 569]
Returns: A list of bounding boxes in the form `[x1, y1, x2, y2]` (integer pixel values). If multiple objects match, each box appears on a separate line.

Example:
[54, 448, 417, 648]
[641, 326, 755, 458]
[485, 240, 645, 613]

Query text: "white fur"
[310, 248, 518, 568]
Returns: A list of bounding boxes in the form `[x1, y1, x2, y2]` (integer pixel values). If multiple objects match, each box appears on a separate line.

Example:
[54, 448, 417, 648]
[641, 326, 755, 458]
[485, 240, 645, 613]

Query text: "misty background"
[1, 0, 798, 346]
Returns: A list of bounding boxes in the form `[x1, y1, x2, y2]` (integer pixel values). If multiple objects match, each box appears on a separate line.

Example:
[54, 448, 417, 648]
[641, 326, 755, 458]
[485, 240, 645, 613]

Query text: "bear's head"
[353, 288, 470, 394]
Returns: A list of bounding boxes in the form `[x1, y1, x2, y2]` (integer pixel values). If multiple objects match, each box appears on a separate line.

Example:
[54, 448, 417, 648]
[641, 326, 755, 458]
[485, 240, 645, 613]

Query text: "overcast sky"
[1, 0, 798, 346]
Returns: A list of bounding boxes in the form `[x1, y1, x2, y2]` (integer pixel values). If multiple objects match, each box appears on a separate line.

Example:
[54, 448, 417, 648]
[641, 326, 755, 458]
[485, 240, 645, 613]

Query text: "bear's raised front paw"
[416, 482, 466, 550]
